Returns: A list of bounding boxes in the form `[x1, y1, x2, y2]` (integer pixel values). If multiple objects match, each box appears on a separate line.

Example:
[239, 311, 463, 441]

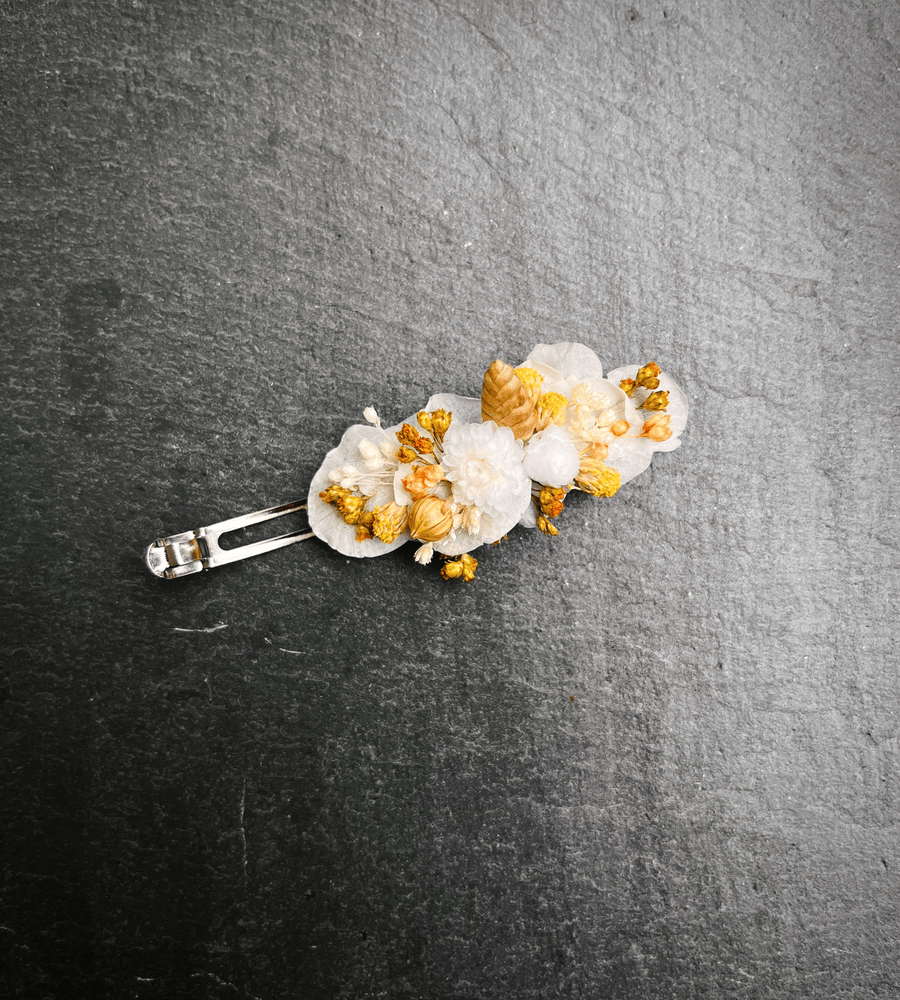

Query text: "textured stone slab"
[2, 1, 898, 997]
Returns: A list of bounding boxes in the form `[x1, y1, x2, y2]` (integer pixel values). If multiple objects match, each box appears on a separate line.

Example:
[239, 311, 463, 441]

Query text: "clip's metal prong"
[145, 499, 313, 579]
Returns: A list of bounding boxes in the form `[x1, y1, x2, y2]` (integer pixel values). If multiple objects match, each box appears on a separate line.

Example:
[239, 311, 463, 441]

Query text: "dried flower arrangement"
[308, 342, 687, 581]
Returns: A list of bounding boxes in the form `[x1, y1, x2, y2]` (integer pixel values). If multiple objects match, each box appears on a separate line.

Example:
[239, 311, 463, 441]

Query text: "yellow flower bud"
[635, 361, 661, 390]
[440, 559, 463, 580]
[355, 510, 375, 542]
[407, 495, 454, 543]
[416, 410, 433, 431]
[431, 409, 452, 438]
[619, 377, 637, 397]
[396, 445, 418, 464]
[639, 390, 669, 411]
[319, 484, 352, 505]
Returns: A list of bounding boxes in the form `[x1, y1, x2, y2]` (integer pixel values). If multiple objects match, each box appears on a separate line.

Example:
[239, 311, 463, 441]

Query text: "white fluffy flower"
[523, 425, 581, 486]
[441, 421, 530, 521]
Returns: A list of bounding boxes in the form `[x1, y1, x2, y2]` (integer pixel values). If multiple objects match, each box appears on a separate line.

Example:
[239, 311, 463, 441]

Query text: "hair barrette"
[145, 342, 687, 581]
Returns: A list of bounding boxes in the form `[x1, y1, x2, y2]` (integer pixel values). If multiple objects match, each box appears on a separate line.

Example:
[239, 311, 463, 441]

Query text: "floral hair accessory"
[145, 343, 687, 580]
[307, 342, 688, 581]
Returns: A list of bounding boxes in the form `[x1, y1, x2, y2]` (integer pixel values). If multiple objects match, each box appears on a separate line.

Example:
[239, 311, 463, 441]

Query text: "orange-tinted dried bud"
[402, 464, 444, 500]
[640, 413, 672, 442]
[610, 419, 630, 436]
[538, 485, 566, 519]
[581, 442, 609, 462]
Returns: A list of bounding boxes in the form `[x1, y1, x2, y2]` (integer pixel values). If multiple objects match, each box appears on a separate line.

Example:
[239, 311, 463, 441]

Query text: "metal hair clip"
[145, 499, 313, 579]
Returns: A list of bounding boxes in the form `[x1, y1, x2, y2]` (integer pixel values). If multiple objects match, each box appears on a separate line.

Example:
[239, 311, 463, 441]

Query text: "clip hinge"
[145, 499, 312, 579]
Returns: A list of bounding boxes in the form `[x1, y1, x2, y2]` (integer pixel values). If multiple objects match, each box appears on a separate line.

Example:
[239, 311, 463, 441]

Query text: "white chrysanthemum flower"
[441, 421, 530, 521]
[523, 425, 581, 487]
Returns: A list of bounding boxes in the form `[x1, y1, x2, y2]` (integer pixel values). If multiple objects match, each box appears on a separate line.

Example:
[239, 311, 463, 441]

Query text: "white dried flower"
[441, 421, 530, 521]
[414, 542, 434, 565]
[523, 425, 581, 487]
[363, 406, 381, 428]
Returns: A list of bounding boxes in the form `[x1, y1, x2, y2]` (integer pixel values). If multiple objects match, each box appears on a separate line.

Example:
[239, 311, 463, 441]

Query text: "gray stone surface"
[2, 1, 898, 997]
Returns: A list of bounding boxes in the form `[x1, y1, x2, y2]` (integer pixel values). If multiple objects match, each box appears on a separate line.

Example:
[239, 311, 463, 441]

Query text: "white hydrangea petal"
[604, 437, 654, 485]
[308, 423, 408, 558]
[523, 343, 604, 380]
[424, 393, 482, 424]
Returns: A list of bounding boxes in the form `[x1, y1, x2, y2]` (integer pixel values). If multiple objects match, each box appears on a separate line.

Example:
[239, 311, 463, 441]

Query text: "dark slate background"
[2, 1, 898, 997]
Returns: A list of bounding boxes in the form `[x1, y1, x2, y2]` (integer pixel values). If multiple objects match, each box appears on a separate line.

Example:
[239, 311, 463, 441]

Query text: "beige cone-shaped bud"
[481, 359, 537, 440]
[408, 495, 454, 543]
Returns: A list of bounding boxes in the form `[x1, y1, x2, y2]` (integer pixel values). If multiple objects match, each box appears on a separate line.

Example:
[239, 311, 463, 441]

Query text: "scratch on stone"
[264, 637, 304, 654]
[173, 623, 228, 633]
[239, 780, 248, 877]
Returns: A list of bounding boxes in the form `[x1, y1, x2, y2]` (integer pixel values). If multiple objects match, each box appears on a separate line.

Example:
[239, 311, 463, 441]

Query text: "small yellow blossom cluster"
[617, 361, 675, 443]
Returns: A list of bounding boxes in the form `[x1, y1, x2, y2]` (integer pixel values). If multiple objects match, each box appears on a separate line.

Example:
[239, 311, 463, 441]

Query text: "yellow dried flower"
[335, 494, 369, 524]
[619, 378, 637, 397]
[401, 463, 444, 500]
[440, 559, 463, 579]
[407, 495, 454, 543]
[319, 484, 352, 505]
[441, 553, 477, 581]
[396, 445, 418, 464]
[416, 410, 433, 432]
[430, 409, 452, 437]
[537, 391, 569, 426]
[372, 502, 408, 544]
[640, 413, 672, 442]
[575, 461, 621, 497]
[396, 423, 434, 454]
[538, 485, 566, 519]
[537, 514, 559, 536]
[514, 367, 544, 396]
[610, 419, 630, 436]
[355, 510, 375, 542]
[635, 361, 661, 390]
[639, 390, 669, 411]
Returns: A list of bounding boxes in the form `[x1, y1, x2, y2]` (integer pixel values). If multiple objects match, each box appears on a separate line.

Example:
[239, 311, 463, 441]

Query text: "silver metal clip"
[145, 499, 313, 578]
